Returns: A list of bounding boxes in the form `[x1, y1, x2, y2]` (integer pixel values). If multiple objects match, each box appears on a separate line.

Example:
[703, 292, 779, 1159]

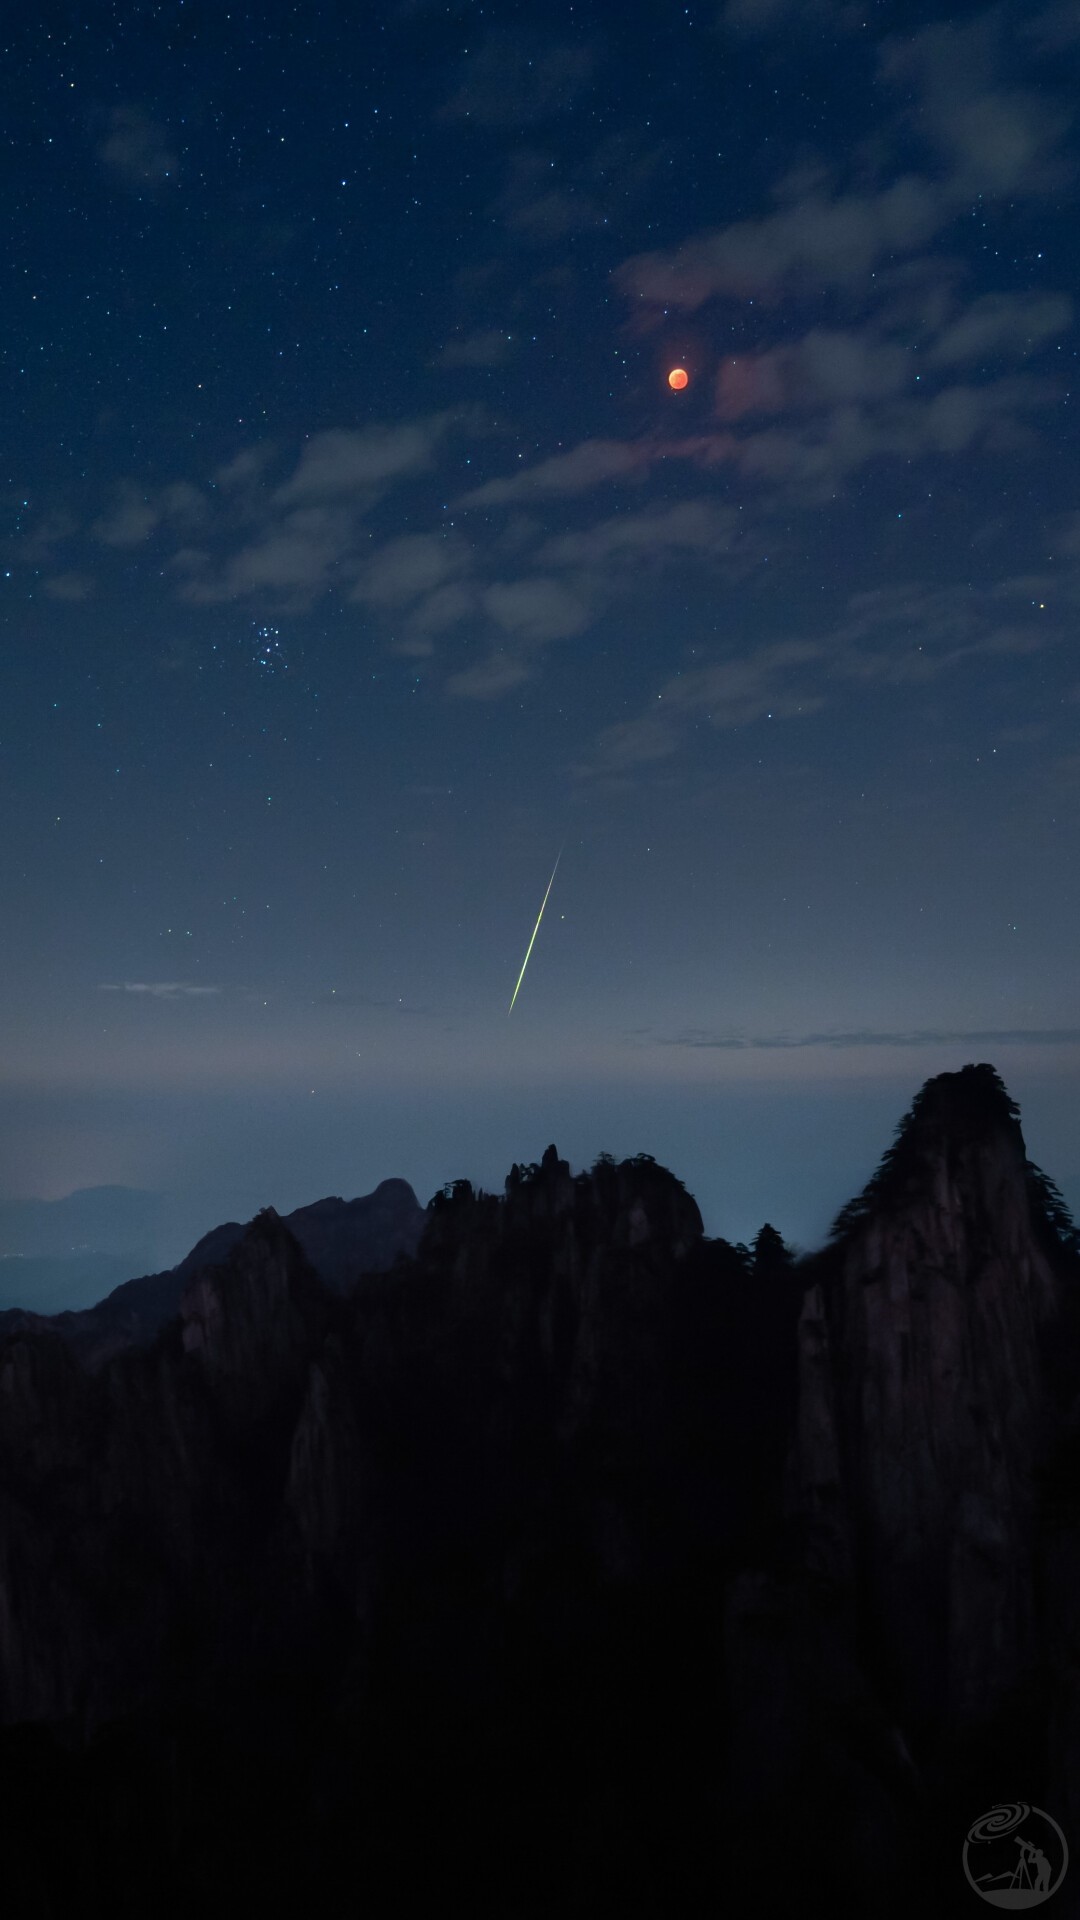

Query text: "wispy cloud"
[437, 328, 517, 368]
[661, 1026, 1080, 1050]
[461, 437, 651, 505]
[882, 14, 1071, 199]
[493, 150, 605, 243]
[43, 573, 94, 602]
[350, 532, 469, 608]
[1023, 3, 1080, 54]
[93, 482, 206, 548]
[21, 510, 79, 565]
[98, 108, 178, 193]
[22, 7, 1077, 727]
[578, 573, 1063, 776]
[99, 983, 222, 999]
[619, 178, 944, 311]
[440, 30, 596, 127]
[465, 286, 1063, 516]
[484, 576, 590, 642]
[163, 413, 478, 610]
[538, 499, 739, 570]
[719, 0, 862, 35]
[622, 14, 1071, 317]
[583, 641, 825, 776]
[315, 985, 443, 1017]
[445, 651, 536, 701]
[273, 421, 455, 505]
[926, 291, 1072, 367]
[484, 128, 670, 250]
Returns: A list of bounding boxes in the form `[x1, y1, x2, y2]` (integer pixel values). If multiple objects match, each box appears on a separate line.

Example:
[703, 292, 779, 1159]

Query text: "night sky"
[5, 0, 1080, 1266]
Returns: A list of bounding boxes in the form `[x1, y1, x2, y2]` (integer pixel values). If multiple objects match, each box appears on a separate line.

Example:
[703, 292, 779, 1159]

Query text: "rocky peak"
[0, 1179, 427, 1373]
[2, 1080, 1078, 1916]
[179, 1208, 332, 1420]
[792, 1062, 1068, 1744]
[831, 1063, 1046, 1240]
[276, 1178, 427, 1293]
[495, 1145, 702, 1254]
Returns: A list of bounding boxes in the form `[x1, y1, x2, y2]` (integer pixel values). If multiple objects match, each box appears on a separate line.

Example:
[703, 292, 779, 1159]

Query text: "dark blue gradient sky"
[4, 0, 1080, 1258]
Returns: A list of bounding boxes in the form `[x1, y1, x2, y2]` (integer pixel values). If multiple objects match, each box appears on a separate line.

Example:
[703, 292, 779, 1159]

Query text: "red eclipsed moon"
[668, 367, 688, 390]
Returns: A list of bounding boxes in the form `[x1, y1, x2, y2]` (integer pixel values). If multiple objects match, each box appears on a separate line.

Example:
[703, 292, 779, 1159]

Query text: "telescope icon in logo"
[963, 1803, 1069, 1907]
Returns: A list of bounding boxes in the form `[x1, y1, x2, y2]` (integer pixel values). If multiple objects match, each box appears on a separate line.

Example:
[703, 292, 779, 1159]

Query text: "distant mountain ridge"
[0, 1176, 426, 1370]
[0, 1068, 1077, 1917]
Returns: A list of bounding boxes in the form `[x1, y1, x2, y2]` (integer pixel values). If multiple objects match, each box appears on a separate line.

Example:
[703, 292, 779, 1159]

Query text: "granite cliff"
[0, 1175, 426, 1371]
[0, 1070, 1077, 1917]
[722, 1064, 1080, 1913]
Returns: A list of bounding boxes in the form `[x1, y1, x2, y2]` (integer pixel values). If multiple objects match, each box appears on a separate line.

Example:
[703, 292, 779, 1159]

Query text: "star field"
[2, 0, 1080, 1256]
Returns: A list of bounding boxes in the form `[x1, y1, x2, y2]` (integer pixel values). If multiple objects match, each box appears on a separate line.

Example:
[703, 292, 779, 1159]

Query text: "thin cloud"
[583, 641, 825, 776]
[579, 574, 1061, 776]
[445, 651, 535, 700]
[471, 362, 1057, 524]
[99, 982, 222, 998]
[926, 292, 1073, 367]
[98, 108, 178, 192]
[274, 420, 455, 505]
[725, 374, 1057, 498]
[40, 47, 1075, 716]
[440, 580, 591, 700]
[621, 16, 1072, 317]
[1023, 3, 1080, 53]
[494, 151, 604, 243]
[178, 507, 357, 607]
[661, 1026, 1080, 1050]
[475, 268, 1066, 517]
[484, 576, 590, 642]
[397, 582, 478, 648]
[618, 177, 943, 311]
[22, 510, 79, 564]
[351, 532, 469, 608]
[488, 130, 670, 250]
[94, 490, 159, 548]
[461, 438, 650, 505]
[882, 15, 1071, 199]
[318, 987, 440, 1016]
[43, 573, 94, 602]
[717, 329, 911, 418]
[827, 578, 1061, 682]
[162, 413, 479, 610]
[438, 329, 516, 368]
[440, 31, 596, 127]
[214, 446, 278, 491]
[719, 0, 862, 33]
[539, 499, 739, 569]
[94, 482, 205, 548]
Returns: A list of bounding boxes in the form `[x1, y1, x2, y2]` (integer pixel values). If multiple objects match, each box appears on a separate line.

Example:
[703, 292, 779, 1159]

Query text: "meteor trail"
[509, 848, 562, 1014]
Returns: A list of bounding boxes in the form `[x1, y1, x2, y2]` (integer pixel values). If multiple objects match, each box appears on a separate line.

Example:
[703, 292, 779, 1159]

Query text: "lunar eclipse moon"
[2, 0, 1078, 1260]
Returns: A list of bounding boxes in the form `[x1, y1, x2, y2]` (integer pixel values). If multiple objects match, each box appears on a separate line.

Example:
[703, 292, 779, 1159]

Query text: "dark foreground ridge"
[1, 1066, 1079, 1917]
[0, 1175, 427, 1369]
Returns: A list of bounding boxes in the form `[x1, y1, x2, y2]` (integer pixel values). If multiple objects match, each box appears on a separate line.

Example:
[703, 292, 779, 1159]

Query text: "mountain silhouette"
[0, 1067, 1077, 1918]
[0, 1175, 426, 1369]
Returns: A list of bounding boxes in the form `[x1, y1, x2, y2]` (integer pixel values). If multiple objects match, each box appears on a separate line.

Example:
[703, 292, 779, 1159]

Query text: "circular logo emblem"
[963, 1804, 1069, 1907]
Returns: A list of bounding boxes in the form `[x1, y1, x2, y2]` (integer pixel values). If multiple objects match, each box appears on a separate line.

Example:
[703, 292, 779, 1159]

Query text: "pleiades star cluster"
[2, 0, 1079, 1251]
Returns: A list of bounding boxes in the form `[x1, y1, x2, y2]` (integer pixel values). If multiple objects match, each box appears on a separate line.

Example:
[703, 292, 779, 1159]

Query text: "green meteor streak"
[508, 849, 562, 1014]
